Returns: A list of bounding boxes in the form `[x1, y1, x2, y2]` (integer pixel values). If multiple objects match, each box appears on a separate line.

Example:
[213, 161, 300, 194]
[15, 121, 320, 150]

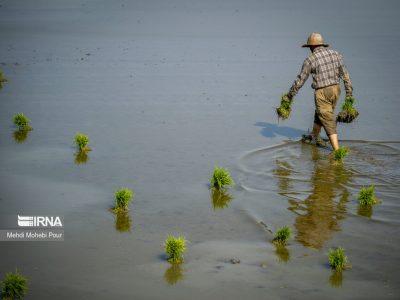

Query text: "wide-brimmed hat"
[302, 32, 329, 48]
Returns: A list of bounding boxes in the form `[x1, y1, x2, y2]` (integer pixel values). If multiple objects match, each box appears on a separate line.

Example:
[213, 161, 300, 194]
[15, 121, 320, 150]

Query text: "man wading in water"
[285, 32, 353, 151]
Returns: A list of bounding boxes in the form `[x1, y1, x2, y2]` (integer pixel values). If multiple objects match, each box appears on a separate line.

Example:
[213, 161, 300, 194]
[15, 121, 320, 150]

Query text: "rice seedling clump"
[13, 113, 32, 131]
[333, 147, 349, 161]
[0, 70, 7, 89]
[74, 133, 90, 152]
[272, 226, 291, 245]
[0, 270, 28, 300]
[337, 96, 359, 123]
[210, 166, 235, 189]
[165, 235, 187, 264]
[358, 185, 378, 206]
[114, 188, 134, 212]
[328, 247, 348, 271]
[276, 94, 293, 120]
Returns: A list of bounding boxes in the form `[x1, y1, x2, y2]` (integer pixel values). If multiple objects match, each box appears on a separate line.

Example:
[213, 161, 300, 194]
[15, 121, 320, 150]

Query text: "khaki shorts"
[314, 84, 341, 136]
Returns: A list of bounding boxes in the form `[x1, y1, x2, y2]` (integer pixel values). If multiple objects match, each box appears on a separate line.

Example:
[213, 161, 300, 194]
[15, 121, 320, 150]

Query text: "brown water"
[1, 0, 400, 299]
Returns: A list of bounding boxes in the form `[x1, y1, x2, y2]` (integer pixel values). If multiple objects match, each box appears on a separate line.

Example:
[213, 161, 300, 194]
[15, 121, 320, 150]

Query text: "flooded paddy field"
[0, 0, 400, 299]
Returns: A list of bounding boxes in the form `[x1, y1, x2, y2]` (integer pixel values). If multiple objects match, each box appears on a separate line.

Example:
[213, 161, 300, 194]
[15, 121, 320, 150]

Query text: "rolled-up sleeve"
[288, 58, 311, 98]
[338, 55, 353, 97]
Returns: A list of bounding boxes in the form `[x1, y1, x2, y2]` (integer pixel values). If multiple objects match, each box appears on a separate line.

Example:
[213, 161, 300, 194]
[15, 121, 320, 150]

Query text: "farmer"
[285, 32, 353, 150]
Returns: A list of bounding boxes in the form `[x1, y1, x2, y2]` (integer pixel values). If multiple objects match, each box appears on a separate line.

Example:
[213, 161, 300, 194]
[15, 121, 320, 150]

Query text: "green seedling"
[328, 247, 348, 271]
[0, 69, 7, 89]
[13, 113, 32, 131]
[74, 133, 91, 152]
[113, 188, 134, 212]
[211, 188, 233, 210]
[0, 270, 28, 300]
[358, 185, 378, 206]
[115, 211, 132, 232]
[164, 235, 187, 264]
[276, 94, 293, 120]
[337, 96, 359, 123]
[210, 166, 235, 189]
[333, 147, 349, 161]
[272, 226, 291, 245]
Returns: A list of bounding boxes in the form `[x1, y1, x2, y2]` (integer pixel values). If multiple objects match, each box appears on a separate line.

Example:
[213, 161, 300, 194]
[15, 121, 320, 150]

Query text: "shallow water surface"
[0, 0, 400, 299]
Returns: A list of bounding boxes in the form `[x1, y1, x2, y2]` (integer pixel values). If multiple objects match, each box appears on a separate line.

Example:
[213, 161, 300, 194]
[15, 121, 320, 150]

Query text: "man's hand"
[282, 94, 292, 102]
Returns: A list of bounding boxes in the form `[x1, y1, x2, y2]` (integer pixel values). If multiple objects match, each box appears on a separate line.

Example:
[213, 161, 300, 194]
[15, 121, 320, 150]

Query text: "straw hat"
[302, 32, 329, 48]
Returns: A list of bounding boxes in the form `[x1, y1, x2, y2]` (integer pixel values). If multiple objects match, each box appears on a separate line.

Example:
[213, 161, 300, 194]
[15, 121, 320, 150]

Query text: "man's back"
[306, 47, 344, 90]
[288, 45, 352, 98]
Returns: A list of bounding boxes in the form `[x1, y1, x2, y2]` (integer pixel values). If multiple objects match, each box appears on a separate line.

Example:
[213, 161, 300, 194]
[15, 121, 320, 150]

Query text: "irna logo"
[17, 215, 63, 227]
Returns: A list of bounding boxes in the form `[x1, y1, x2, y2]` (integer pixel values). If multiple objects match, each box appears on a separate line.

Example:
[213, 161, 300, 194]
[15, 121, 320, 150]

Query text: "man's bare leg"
[328, 133, 340, 151]
[311, 123, 322, 138]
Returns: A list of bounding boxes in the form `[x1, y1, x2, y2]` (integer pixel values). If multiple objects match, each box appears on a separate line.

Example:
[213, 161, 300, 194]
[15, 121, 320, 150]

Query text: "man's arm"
[287, 58, 311, 99]
[338, 55, 353, 97]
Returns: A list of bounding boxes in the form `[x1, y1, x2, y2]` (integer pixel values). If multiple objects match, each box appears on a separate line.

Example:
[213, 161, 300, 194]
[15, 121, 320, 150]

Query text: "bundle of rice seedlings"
[74, 133, 91, 152]
[165, 235, 187, 264]
[113, 188, 134, 212]
[0, 269, 28, 300]
[13, 113, 32, 131]
[0, 69, 7, 89]
[276, 94, 293, 120]
[337, 96, 359, 123]
[272, 226, 291, 245]
[358, 185, 378, 206]
[333, 147, 349, 161]
[210, 166, 235, 189]
[328, 247, 349, 271]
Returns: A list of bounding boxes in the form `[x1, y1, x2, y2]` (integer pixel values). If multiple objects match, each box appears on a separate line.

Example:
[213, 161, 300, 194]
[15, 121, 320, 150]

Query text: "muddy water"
[1, 0, 400, 299]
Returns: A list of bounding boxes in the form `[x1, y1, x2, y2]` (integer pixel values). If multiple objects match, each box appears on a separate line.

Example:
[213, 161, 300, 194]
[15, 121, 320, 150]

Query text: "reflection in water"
[210, 188, 233, 210]
[274, 244, 290, 263]
[357, 205, 373, 218]
[329, 270, 343, 287]
[13, 129, 30, 143]
[114, 211, 132, 232]
[74, 150, 89, 164]
[164, 263, 184, 285]
[273, 160, 292, 195]
[274, 146, 352, 249]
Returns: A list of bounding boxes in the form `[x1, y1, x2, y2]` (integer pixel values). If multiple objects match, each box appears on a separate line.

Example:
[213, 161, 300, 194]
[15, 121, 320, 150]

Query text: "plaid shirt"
[288, 47, 353, 98]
